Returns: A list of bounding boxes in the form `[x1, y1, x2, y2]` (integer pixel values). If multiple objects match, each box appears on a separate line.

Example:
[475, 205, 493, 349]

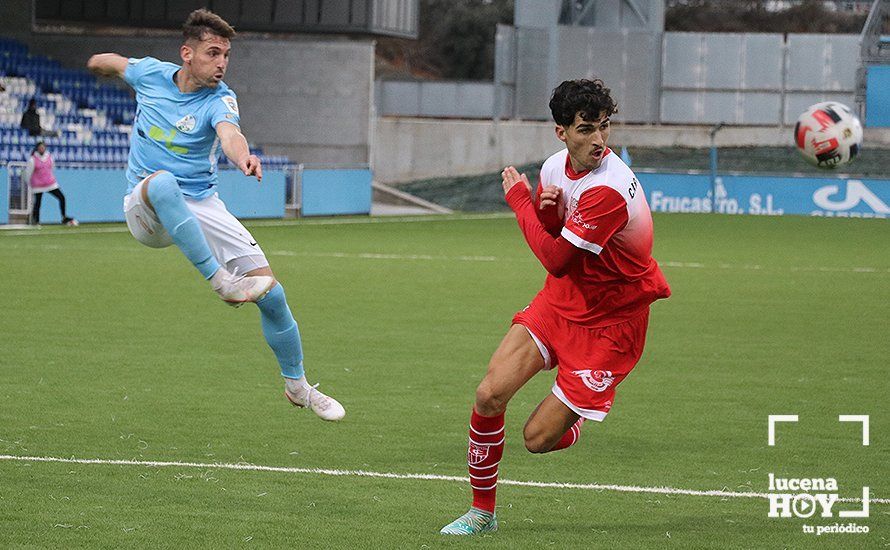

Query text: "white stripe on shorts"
[551, 383, 608, 422]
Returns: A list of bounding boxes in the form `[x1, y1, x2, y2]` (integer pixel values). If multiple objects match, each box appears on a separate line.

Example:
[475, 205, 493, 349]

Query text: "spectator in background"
[20, 98, 42, 136]
[24, 141, 78, 226]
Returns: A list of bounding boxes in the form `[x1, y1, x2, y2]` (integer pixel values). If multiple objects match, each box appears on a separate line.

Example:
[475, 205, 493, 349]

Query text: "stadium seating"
[0, 37, 291, 170]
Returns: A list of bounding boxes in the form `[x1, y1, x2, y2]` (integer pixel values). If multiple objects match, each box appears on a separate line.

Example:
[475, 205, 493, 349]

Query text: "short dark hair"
[549, 79, 618, 127]
[183, 8, 235, 42]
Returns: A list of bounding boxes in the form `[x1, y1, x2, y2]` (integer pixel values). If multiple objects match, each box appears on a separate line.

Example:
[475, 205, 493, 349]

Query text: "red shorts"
[512, 299, 650, 422]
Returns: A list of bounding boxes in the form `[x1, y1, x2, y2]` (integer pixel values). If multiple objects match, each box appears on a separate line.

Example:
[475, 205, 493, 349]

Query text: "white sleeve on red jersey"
[560, 186, 628, 254]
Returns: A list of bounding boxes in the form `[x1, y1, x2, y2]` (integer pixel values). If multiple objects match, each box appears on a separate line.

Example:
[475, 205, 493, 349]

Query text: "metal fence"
[6, 161, 128, 219]
[377, 31, 861, 126]
[375, 80, 498, 118]
[662, 33, 858, 125]
[7, 161, 29, 216]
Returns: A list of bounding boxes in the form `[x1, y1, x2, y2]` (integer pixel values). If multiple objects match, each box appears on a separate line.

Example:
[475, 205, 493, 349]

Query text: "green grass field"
[1, 213, 888, 548]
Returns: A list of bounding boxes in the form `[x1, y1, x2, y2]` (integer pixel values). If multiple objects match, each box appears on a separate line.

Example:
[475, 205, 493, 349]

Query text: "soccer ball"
[794, 102, 863, 169]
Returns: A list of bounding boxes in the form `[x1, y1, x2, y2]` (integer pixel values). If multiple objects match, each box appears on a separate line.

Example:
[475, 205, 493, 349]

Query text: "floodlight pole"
[709, 122, 724, 214]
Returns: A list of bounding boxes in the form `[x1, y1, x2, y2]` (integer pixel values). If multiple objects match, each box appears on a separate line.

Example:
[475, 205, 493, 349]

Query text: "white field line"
[659, 261, 890, 274]
[0, 242, 503, 263]
[0, 454, 886, 504]
[0, 213, 513, 237]
[0, 241, 886, 274]
[268, 250, 500, 262]
[0, 229, 888, 273]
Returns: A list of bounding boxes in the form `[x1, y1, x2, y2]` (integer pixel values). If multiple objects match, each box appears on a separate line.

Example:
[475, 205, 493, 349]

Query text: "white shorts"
[123, 178, 269, 276]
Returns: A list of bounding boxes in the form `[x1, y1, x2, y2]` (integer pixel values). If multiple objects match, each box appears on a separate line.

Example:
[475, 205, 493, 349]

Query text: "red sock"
[551, 417, 585, 451]
[468, 408, 505, 513]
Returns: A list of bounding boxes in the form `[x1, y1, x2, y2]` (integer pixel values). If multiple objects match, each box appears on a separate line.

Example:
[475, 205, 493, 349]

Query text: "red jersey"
[534, 148, 670, 327]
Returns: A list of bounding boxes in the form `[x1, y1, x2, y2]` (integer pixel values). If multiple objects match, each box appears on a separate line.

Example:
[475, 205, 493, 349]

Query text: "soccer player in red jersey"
[440, 79, 671, 535]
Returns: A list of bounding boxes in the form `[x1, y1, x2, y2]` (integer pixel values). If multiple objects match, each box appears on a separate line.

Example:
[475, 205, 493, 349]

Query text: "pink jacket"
[28, 152, 57, 190]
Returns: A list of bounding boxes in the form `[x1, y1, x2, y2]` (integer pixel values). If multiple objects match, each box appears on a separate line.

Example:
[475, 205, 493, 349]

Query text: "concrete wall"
[24, 33, 374, 165]
[0, 5, 375, 166]
[373, 117, 890, 184]
[373, 117, 557, 183]
[376, 80, 498, 118]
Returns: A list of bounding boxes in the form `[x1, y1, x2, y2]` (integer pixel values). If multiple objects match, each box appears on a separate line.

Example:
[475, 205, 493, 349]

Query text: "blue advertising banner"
[641, 172, 890, 219]
[0, 167, 8, 225]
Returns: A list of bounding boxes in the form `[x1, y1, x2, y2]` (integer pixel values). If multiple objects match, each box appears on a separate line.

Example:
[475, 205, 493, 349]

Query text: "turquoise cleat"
[439, 507, 498, 535]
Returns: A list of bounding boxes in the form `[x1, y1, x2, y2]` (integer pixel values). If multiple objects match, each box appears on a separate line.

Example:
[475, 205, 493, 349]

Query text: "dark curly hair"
[549, 79, 618, 127]
[183, 8, 236, 42]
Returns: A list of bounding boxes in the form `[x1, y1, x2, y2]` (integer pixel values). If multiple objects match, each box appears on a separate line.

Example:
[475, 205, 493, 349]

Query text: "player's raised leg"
[135, 171, 273, 305]
[243, 266, 345, 422]
[142, 170, 220, 278]
[440, 324, 544, 536]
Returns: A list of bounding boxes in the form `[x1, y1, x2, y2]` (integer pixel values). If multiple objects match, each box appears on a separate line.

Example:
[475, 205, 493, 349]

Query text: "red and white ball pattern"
[794, 102, 863, 169]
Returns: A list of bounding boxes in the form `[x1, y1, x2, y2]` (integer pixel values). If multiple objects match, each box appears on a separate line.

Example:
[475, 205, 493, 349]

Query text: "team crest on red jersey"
[568, 197, 596, 230]
[468, 442, 490, 465]
[572, 369, 615, 392]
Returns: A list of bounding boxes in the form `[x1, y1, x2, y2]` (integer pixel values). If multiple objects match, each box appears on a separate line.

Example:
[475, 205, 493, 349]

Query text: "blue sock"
[256, 284, 304, 379]
[146, 171, 221, 279]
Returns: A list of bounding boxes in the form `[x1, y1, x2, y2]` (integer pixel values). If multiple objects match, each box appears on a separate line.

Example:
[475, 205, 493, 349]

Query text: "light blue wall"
[5, 166, 371, 224]
[0, 167, 8, 225]
[216, 170, 286, 219]
[35, 168, 128, 224]
[32, 169, 286, 224]
[301, 169, 372, 216]
[641, 172, 890, 218]
[866, 66, 890, 127]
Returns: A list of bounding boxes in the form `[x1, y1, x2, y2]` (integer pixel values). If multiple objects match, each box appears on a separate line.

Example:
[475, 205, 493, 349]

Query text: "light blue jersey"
[124, 57, 241, 199]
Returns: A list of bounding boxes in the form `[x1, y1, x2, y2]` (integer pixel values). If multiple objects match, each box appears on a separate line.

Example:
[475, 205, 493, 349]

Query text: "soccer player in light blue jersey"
[87, 8, 344, 421]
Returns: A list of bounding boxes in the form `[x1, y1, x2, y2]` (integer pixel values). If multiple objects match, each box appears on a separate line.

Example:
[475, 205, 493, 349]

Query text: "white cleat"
[285, 383, 346, 422]
[210, 269, 275, 307]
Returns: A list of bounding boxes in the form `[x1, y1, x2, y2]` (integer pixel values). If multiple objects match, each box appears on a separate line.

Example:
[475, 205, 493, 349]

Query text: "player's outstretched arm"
[217, 122, 263, 182]
[86, 53, 128, 78]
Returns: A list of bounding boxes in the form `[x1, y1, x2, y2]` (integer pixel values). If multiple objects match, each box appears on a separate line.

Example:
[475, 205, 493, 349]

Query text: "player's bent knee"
[523, 433, 555, 454]
[474, 382, 508, 416]
[145, 170, 182, 209]
[524, 440, 553, 454]
[522, 422, 558, 453]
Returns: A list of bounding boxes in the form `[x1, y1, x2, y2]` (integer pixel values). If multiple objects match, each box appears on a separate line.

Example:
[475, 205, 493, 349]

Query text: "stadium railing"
[6, 160, 129, 217]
